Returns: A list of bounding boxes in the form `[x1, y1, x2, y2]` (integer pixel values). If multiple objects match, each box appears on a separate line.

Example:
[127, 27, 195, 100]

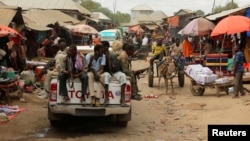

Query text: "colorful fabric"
[75, 52, 83, 70]
[182, 39, 193, 58]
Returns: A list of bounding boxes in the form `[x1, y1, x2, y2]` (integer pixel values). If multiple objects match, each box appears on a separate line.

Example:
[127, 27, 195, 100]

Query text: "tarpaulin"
[246, 8, 250, 37]
[167, 16, 179, 27]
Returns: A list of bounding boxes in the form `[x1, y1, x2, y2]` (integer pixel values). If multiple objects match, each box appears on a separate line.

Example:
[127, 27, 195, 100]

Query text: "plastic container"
[144, 95, 158, 98]
[20, 71, 35, 85]
[25, 85, 33, 93]
[228, 87, 234, 93]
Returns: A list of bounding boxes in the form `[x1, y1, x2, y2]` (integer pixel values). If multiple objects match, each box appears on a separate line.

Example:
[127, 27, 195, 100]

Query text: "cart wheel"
[148, 69, 154, 87]
[190, 84, 205, 96]
[178, 71, 185, 87]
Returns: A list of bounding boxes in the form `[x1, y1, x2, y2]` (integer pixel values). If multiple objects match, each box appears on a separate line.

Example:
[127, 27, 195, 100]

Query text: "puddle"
[36, 128, 50, 138]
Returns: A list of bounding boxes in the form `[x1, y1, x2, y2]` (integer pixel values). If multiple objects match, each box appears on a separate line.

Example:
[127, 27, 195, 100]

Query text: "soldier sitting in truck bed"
[119, 43, 148, 100]
[101, 41, 129, 107]
[58, 44, 88, 102]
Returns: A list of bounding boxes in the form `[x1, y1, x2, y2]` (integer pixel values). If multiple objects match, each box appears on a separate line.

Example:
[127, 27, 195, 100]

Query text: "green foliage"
[196, 10, 205, 16]
[213, 1, 239, 14]
[81, 0, 101, 12]
[80, 0, 130, 26]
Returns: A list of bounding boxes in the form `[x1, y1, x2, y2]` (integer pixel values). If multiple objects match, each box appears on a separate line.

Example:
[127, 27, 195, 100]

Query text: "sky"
[95, 0, 250, 16]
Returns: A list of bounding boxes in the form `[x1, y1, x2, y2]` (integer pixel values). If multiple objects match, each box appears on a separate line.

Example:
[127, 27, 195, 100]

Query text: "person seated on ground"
[171, 38, 185, 69]
[38, 42, 68, 99]
[150, 36, 165, 71]
[101, 40, 128, 106]
[120, 43, 146, 100]
[58, 44, 88, 102]
[85, 44, 106, 107]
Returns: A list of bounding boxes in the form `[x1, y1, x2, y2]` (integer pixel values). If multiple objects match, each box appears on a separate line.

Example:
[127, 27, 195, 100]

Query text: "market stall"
[0, 68, 23, 104]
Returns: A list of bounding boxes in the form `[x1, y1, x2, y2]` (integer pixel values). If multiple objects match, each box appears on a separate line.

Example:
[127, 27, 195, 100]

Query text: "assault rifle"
[134, 67, 150, 79]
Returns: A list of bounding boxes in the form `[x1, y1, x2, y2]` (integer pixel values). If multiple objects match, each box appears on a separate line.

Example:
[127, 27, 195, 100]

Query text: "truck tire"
[116, 108, 131, 127]
[117, 121, 128, 127]
[48, 106, 61, 127]
[178, 71, 185, 87]
[148, 70, 154, 87]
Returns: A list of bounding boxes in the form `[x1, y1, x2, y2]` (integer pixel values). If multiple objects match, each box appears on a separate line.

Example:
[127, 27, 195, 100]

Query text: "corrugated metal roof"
[131, 4, 153, 11]
[92, 12, 111, 21]
[174, 9, 194, 15]
[23, 16, 51, 31]
[23, 9, 80, 27]
[206, 5, 250, 21]
[0, 0, 91, 14]
[0, 8, 17, 25]
[150, 11, 167, 21]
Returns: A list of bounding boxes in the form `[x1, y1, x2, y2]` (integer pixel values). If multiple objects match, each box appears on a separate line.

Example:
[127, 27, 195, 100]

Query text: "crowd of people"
[37, 37, 146, 107]
[0, 26, 245, 103]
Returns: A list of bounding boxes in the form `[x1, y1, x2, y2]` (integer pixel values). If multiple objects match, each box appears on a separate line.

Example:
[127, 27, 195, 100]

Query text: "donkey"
[157, 56, 176, 96]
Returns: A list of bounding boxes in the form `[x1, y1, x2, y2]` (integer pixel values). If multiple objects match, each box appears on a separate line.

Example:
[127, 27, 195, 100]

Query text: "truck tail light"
[125, 84, 131, 103]
[50, 83, 57, 102]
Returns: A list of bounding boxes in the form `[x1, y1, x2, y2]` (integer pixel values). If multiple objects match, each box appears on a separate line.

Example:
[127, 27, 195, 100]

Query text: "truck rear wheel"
[48, 106, 61, 127]
[116, 121, 128, 127]
[116, 108, 131, 127]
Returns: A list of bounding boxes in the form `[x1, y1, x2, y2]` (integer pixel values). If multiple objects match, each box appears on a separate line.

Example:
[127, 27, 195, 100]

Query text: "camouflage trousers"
[125, 70, 139, 96]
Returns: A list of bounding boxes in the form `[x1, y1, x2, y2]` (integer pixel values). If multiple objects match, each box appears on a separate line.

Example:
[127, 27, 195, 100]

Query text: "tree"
[213, 1, 239, 14]
[196, 10, 205, 16]
[78, 0, 130, 26]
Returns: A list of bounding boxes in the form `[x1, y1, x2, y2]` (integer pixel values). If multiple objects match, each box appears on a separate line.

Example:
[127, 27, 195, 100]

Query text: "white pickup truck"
[76, 29, 123, 55]
[48, 77, 132, 127]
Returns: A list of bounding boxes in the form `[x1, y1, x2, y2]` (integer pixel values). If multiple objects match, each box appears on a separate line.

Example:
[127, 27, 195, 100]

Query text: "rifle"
[67, 58, 74, 89]
[134, 67, 150, 79]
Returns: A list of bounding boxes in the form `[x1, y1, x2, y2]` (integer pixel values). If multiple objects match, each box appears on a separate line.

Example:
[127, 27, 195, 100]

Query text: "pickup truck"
[48, 77, 132, 127]
[76, 29, 123, 55]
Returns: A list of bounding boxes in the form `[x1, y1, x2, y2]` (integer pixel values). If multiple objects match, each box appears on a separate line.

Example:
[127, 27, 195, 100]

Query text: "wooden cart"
[184, 72, 232, 97]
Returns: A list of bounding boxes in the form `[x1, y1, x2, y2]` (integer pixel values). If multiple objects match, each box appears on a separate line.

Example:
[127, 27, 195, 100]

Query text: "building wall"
[131, 10, 153, 23]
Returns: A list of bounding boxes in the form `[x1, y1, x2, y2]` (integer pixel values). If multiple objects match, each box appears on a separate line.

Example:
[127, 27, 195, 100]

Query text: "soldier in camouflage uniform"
[119, 43, 143, 100]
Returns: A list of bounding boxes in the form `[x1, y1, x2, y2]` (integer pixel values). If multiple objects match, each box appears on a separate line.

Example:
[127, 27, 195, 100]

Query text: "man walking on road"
[231, 44, 245, 98]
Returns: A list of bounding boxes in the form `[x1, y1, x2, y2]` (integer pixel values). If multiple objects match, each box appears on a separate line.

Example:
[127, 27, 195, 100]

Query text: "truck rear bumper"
[49, 104, 131, 116]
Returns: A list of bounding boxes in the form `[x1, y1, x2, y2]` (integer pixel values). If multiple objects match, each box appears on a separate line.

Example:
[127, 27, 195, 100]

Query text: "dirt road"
[1, 59, 250, 141]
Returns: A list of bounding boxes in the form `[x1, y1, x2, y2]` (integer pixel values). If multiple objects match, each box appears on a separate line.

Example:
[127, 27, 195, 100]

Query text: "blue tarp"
[246, 8, 250, 37]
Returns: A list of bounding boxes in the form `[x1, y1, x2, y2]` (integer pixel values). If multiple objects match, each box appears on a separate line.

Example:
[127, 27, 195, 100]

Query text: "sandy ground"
[1, 59, 250, 141]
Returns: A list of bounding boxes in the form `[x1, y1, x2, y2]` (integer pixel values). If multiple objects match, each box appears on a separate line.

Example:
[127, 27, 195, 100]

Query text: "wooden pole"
[212, 0, 216, 13]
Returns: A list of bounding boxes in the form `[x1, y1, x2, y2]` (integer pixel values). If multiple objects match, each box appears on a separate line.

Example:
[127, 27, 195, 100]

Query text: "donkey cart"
[184, 72, 232, 97]
[148, 56, 185, 88]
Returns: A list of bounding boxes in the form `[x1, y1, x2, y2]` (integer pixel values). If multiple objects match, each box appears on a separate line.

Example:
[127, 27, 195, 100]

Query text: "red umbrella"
[211, 15, 250, 37]
[0, 25, 22, 37]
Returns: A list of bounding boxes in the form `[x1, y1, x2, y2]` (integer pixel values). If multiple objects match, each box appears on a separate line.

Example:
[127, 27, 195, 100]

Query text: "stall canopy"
[206, 4, 250, 21]
[23, 9, 80, 29]
[23, 17, 51, 31]
[0, 8, 18, 26]
[145, 24, 158, 30]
